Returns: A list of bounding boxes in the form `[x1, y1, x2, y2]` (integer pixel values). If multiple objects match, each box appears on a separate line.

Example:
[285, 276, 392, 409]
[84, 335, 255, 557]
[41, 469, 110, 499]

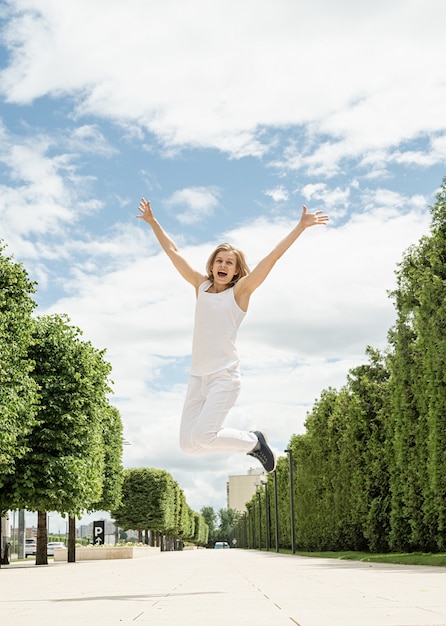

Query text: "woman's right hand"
[136, 197, 155, 224]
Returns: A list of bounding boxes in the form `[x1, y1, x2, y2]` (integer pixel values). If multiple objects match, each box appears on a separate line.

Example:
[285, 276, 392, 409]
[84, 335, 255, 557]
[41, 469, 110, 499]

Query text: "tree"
[67, 403, 123, 562]
[217, 508, 241, 543]
[0, 243, 39, 497]
[346, 348, 391, 552]
[292, 388, 339, 550]
[193, 511, 209, 546]
[93, 404, 124, 512]
[388, 178, 446, 551]
[2, 314, 113, 563]
[112, 468, 176, 544]
[201, 506, 217, 545]
[290, 349, 391, 552]
[113, 468, 207, 549]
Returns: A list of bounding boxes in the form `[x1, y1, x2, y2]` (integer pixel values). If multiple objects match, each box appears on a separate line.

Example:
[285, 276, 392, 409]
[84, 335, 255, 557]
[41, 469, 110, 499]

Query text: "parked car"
[47, 541, 66, 556]
[214, 541, 230, 549]
[25, 538, 37, 557]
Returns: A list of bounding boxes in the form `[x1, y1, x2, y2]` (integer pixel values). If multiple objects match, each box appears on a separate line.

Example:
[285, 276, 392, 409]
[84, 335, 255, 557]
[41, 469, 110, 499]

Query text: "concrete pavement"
[1, 548, 446, 625]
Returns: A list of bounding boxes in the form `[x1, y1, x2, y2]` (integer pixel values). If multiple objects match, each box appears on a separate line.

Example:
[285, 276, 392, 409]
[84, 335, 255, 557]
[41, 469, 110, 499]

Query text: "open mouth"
[217, 271, 227, 277]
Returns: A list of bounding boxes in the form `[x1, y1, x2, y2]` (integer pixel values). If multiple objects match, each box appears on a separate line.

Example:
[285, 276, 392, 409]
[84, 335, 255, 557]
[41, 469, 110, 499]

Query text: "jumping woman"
[137, 199, 329, 472]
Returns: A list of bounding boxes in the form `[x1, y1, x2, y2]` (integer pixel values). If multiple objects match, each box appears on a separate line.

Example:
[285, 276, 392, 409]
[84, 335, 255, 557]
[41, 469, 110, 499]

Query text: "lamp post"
[256, 488, 262, 550]
[273, 470, 279, 552]
[261, 479, 270, 551]
[285, 448, 296, 554]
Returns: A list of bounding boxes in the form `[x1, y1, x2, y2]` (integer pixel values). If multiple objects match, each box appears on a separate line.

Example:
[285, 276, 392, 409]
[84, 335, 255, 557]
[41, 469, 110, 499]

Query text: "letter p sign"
[93, 521, 105, 545]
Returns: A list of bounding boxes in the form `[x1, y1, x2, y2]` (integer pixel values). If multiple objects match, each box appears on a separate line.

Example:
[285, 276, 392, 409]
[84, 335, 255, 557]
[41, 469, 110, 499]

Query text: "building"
[227, 467, 266, 513]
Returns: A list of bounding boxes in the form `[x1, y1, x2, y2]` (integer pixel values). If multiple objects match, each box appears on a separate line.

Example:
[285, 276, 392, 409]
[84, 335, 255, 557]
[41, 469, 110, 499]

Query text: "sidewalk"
[1, 548, 446, 625]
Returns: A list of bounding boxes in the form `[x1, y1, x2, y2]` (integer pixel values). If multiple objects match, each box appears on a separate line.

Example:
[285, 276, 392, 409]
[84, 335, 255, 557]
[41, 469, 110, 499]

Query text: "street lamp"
[256, 488, 262, 550]
[261, 479, 270, 551]
[273, 470, 279, 552]
[250, 504, 255, 549]
[285, 448, 296, 554]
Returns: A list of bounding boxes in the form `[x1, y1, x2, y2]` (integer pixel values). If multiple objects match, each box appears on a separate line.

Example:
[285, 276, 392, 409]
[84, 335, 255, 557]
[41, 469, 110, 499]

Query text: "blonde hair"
[206, 243, 250, 287]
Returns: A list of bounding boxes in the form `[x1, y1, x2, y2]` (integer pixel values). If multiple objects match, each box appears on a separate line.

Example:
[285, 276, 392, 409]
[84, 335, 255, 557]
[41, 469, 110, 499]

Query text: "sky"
[1, 0, 446, 529]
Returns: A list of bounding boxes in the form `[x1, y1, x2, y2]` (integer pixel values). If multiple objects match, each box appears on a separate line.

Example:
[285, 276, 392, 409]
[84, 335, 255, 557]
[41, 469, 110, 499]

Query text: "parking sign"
[93, 521, 105, 545]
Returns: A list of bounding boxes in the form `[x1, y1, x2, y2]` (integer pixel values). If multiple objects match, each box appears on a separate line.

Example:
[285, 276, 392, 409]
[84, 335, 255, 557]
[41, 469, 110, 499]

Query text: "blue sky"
[1, 0, 446, 526]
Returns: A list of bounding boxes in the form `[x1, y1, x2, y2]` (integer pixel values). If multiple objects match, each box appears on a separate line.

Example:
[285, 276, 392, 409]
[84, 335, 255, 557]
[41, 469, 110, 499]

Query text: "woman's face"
[211, 250, 238, 287]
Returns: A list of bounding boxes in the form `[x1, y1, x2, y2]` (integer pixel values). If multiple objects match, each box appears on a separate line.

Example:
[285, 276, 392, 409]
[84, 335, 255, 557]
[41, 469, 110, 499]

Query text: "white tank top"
[190, 280, 246, 375]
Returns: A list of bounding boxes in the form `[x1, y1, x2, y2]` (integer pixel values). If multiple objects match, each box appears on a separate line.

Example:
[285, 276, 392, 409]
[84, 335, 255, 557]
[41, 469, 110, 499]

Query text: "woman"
[137, 198, 328, 472]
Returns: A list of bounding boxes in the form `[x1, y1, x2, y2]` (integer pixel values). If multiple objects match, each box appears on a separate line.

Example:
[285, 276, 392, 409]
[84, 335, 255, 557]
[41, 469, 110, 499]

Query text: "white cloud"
[300, 183, 351, 216]
[165, 187, 221, 225]
[1, 0, 445, 167]
[0, 144, 75, 238]
[66, 125, 118, 157]
[264, 185, 289, 203]
[391, 134, 446, 167]
[1, 0, 443, 515]
[39, 203, 430, 512]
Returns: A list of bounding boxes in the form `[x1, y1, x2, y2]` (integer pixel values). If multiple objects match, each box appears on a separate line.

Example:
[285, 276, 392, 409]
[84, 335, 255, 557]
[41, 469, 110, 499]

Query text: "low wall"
[54, 546, 159, 562]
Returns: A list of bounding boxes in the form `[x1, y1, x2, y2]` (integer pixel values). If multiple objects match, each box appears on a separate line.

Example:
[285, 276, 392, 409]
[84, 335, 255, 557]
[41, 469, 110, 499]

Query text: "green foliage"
[294, 388, 340, 550]
[112, 468, 206, 545]
[112, 468, 175, 532]
[387, 178, 446, 551]
[277, 179, 446, 554]
[199, 506, 242, 545]
[217, 508, 241, 542]
[0, 243, 39, 497]
[201, 506, 217, 544]
[274, 455, 292, 549]
[93, 404, 124, 512]
[193, 511, 209, 545]
[1, 314, 115, 517]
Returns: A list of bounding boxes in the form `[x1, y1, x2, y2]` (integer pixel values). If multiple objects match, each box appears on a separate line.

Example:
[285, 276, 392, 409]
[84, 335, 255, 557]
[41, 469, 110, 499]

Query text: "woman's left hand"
[300, 205, 329, 228]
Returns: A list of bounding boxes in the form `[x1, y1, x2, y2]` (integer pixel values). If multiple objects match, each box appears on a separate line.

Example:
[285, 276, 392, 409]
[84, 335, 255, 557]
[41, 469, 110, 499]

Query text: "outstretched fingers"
[301, 205, 329, 226]
[136, 197, 151, 219]
[313, 209, 329, 225]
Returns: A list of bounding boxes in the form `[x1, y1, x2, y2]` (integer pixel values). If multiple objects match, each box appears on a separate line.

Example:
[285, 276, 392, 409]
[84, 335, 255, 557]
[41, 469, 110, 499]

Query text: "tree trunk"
[36, 511, 48, 565]
[68, 516, 76, 563]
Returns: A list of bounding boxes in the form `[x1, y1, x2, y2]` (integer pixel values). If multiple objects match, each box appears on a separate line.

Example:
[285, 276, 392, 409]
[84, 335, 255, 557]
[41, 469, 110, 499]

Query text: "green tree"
[2, 314, 113, 563]
[112, 468, 176, 545]
[0, 243, 39, 496]
[293, 388, 338, 550]
[388, 178, 446, 551]
[201, 506, 217, 545]
[93, 404, 124, 512]
[217, 508, 241, 543]
[291, 349, 391, 552]
[274, 453, 292, 549]
[346, 348, 391, 552]
[68, 402, 123, 562]
[193, 511, 209, 545]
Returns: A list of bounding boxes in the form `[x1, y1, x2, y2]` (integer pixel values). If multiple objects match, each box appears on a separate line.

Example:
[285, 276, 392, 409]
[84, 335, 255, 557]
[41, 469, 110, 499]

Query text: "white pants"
[179, 366, 258, 455]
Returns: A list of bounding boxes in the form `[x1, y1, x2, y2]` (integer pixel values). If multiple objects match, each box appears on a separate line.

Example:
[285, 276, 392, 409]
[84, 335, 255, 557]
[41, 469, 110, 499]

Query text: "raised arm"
[234, 205, 329, 310]
[136, 198, 206, 289]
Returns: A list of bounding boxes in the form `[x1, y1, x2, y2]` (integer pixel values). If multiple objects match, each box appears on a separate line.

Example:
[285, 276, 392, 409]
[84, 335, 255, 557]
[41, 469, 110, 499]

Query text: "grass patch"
[290, 550, 446, 567]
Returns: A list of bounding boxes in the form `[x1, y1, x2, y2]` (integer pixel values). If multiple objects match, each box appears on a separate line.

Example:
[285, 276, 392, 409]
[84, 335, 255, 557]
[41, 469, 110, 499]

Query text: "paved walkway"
[1, 549, 446, 625]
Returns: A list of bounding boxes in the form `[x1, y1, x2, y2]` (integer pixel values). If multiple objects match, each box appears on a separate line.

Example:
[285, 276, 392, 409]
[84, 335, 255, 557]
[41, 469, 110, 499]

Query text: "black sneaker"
[247, 431, 276, 473]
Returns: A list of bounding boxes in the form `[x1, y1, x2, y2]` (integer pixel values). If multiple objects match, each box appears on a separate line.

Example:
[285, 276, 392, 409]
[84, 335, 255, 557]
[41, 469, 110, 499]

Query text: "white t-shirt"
[190, 280, 246, 376]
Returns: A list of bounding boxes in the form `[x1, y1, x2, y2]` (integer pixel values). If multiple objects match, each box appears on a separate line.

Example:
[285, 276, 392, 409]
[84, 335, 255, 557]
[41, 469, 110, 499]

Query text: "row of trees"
[0, 241, 208, 563]
[3, 176, 445, 559]
[233, 178, 446, 554]
[0, 243, 124, 563]
[201, 506, 240, 546]
[112, 468, 209, 548]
